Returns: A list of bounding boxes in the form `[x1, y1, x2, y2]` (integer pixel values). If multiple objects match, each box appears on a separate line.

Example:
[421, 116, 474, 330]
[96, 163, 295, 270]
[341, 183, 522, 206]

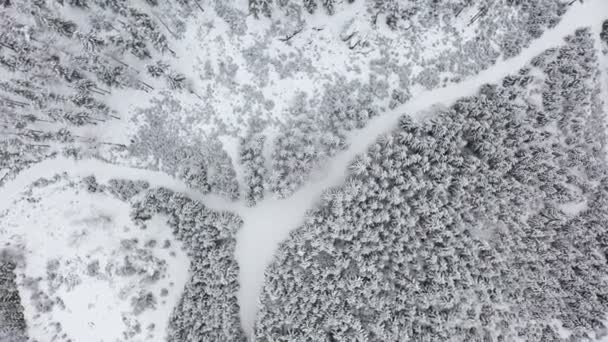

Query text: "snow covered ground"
[235, 0, 608, 334]
[0, 177, 190, 341]
[1, 0, 608, 340]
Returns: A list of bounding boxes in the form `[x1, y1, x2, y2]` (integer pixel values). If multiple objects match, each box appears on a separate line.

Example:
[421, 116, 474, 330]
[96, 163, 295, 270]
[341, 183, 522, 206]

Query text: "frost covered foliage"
[240, 134, 267, 206]
[270, 81, 378, 198]
[0, 0, 202, 189]
[0, 0, 192, 134]
[373, 0, 566, 38]
[249, 0, 570, 58]
[106, 178, 151, 201]
[375, 0, 571, 64]
[372, 0, 473, 29]
[0, 252, 27, 342]
[130, 187, 246, 341]
[129, 97, 240, 199]
[265, 0, 577, 199]
[0, 138, 56, 187]
[601, 20, 608, 48]
[249, 0, 352, 17]
[256, 29, 608, 341]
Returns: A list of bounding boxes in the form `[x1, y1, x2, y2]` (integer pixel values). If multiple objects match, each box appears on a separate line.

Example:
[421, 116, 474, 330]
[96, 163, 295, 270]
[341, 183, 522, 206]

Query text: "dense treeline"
[128, 185, 246, 341]
[264, 0, 575, 199]
[0, 138, 53, 187]
[601, 20, 608, 48]
[270, 82, 377, 198]
[240, 134, 267, 205]
[78, 177, 246, 341]
[0, 252, 27, 342]
[0, 0, 189, 132]
[249, 0, 568, 33]
[128, 97, 241, 199]
[0, 0, 219, 194]
[255, 29, 608, 341]
[249, 0, 350, 17]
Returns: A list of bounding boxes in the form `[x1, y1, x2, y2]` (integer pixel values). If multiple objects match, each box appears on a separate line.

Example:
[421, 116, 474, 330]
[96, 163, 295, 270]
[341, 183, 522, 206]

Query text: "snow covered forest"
[1, 0, 608, 341]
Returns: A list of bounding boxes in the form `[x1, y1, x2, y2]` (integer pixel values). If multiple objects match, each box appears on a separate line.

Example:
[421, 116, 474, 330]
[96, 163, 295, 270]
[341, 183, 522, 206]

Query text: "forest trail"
[235, 0, 608, 336]
[1, 0, 607, 339]
[0, 157, 244, 215]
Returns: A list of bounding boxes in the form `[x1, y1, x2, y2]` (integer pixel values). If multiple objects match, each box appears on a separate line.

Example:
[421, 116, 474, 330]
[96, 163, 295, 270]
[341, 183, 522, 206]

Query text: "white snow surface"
[236, 0, 608, 335]
[1, 0, 608, 340]
[0, 178, 190, 342]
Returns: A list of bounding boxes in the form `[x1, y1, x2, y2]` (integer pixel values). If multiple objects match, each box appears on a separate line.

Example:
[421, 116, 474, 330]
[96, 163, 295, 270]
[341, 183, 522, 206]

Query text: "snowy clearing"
[0, 177, 190, 342]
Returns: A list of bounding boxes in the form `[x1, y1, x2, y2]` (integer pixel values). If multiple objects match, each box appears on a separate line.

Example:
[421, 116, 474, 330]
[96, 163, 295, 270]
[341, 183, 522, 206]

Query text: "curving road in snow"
[1, 0, 608, 339]
[0, 157, 243, 215]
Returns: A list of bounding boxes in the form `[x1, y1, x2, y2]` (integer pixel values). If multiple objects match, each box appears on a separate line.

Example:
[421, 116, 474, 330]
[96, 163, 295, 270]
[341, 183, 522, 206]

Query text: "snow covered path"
[1, 0, 608, 339]
[235, 0, 608, 336]
[0, 157, 243, 215]
[0, 156, 314, 337]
